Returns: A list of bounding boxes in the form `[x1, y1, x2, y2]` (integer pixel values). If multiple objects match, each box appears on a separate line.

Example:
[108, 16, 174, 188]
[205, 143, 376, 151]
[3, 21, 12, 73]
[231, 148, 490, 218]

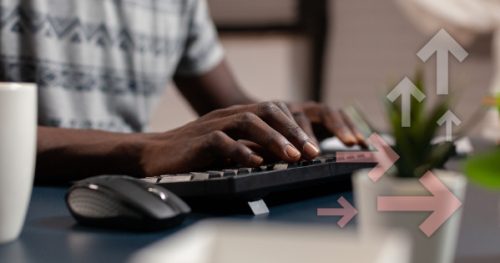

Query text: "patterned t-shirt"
[0, 0, 223, 132]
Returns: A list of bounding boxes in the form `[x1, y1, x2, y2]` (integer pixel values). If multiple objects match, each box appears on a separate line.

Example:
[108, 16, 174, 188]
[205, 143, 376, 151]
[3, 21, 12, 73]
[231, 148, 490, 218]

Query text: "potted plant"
[353, 72, 467, 263]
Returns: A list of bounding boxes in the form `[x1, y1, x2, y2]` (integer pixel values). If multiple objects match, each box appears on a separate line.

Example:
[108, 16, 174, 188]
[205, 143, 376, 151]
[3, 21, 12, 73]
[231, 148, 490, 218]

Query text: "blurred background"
[149, 0, 493, 135]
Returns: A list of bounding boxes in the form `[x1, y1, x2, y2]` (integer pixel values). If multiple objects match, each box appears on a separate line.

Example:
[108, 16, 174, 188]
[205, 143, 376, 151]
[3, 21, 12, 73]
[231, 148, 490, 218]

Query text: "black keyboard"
[141, 153, 375, 202]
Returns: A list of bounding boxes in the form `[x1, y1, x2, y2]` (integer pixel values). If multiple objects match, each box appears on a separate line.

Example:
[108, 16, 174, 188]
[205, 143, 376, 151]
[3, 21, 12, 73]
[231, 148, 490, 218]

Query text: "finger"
[205, 131, 264, 167]
[237, 139, 279, 163]
[292, 111, 319, 146]
[237, 139, 263, 153]
[219, 112, 304, 162]
[339, 110, 368, 148]
[274, 101, 295, 119]
[277, 101, 319, 146]
[202, 102, 320, 159]
[299, 101, 323, 124]
[254, 102, 320, 159]
[322, 107, 358, 146]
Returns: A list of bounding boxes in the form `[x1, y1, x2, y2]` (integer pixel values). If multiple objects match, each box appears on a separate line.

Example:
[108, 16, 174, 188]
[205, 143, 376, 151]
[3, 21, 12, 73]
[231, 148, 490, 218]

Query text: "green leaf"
[464, 150, 500, 189]
[383, 69, 456, 178]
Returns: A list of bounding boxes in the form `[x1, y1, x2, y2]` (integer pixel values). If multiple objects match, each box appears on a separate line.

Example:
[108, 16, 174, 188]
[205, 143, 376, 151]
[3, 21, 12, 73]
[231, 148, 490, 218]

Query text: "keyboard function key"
[159, 174, 192, 183]
[325, 157, 336, 163]
[142, 177, 159, 184]
[207, 170, 224, 178]
[191, 172, 210, 181]
[238, 168, 253, 174]
[300, 160, 312, 166]
[256, 165, 268, 172]
[272, 163, 288, 170]
[311, 159, 322, 164]
[223, 169, 238, 177]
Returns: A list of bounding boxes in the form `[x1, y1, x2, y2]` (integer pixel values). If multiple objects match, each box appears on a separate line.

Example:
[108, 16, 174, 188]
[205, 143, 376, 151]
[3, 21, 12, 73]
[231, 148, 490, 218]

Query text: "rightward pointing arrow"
[317, 196, 358, 228]
[336, 133, 399, 182]
[377, 171, 463, 237]
[437, 110, 462, 142]
[417, 29, 469, 95]
[387, 77, 426, 127]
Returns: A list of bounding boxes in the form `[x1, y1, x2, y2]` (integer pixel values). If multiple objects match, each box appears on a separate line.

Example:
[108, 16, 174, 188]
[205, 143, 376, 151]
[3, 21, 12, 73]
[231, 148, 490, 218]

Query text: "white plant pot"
[353, 169, 467, 263]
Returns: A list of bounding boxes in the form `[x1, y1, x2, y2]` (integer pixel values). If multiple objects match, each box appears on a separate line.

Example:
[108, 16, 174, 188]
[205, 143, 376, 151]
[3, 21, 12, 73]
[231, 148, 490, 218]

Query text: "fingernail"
[285, 145, 301, 159]
[250, 154, 264, 165]
[345, 134, 357, 144]
[303, 141, 320, 157]
[355, 132, 365, 141]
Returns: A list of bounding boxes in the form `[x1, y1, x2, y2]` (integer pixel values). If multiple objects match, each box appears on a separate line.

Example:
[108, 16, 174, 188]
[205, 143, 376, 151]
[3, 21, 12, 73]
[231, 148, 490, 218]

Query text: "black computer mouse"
[66, 175, 191, 231]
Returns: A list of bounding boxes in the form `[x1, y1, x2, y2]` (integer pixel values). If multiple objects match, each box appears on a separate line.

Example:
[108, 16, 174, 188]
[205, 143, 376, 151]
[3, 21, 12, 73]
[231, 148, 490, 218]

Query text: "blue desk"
[2, 151, 500, 262]
[0, 186, 350, 263]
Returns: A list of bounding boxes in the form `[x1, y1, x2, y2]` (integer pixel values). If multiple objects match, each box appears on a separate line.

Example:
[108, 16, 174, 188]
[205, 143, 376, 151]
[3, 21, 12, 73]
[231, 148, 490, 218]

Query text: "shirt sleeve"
[175, 0, 224, 76]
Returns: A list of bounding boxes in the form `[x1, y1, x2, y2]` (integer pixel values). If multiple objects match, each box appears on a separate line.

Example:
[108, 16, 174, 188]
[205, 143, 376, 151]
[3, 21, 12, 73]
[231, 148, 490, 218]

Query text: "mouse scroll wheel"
[147, 187, 168, 200]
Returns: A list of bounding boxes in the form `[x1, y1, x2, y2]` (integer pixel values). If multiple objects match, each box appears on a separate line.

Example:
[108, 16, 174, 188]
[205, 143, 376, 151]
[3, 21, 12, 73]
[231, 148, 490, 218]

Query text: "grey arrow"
[437, 110, 462, 142]
[387, 77, 426, 127]
[417, 29, 468, 95]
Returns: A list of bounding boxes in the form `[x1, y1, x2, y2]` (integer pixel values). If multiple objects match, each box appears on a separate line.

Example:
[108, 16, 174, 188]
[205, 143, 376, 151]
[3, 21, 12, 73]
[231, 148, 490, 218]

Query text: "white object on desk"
[320, 137, 362, 151]
[130, 220, 411, 263]
[432, 136, 474, 155]
[321, 135, 473, 155]
[0, 82, 37, 244]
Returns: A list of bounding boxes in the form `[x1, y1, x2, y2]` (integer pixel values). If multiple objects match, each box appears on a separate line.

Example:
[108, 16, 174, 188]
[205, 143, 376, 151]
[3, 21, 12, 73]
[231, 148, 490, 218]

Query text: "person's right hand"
[139, 101, 321, 176]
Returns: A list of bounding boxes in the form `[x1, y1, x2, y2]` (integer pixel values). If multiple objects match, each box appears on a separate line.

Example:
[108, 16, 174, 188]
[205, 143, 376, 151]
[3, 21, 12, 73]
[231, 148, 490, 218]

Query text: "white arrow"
[437, 110, 461, 142]
[387, 77, 426, 127]
[417, 29, 468, 95]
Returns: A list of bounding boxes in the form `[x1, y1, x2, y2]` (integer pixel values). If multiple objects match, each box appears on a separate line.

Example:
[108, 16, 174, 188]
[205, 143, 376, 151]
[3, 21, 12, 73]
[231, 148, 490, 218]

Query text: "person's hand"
[139, 101, 320, 176]
[287, 102, 367, 147]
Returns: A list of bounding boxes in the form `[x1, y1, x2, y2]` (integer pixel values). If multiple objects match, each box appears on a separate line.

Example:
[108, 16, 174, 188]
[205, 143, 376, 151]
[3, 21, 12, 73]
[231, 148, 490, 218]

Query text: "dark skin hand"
[174, 60, 367, 148]
[140, 101, 320, 176]
[287, 101, 368, 148]
[35, 59, 366, 184]
[36, 101, 319, 182]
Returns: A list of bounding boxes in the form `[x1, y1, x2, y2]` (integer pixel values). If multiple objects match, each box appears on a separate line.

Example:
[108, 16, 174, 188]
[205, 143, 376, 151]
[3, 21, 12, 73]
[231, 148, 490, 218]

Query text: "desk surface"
[0, 187, 350, 263]
[1, 145, 500, 263]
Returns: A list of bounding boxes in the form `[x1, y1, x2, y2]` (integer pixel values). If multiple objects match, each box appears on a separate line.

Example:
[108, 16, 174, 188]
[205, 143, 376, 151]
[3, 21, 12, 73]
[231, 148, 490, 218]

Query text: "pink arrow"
[377, 171, 462, 237]
[336, 133, 399, 182]
[317, 196, 358, 228]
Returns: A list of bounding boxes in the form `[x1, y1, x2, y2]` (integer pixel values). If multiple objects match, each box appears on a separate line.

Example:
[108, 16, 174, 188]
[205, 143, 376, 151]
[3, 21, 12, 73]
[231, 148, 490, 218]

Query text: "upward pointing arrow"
[387, 77, 426, 127]
[417, 29, 469, 95]
[437, 110, 462, 142]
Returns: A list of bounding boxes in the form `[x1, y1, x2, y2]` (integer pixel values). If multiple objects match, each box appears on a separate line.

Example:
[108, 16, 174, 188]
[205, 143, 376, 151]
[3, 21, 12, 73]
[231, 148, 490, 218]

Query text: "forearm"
[36, 127, 147, 184]
[175, 60, 256, 115]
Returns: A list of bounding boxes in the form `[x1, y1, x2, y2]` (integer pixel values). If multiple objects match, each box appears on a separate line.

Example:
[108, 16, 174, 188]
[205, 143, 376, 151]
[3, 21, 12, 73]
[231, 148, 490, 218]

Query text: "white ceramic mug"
[0, 82, 37, 243]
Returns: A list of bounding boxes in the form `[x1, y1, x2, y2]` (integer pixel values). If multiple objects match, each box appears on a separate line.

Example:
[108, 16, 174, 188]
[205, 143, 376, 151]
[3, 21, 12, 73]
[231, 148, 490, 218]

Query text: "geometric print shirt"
[0, 0, 223, 132]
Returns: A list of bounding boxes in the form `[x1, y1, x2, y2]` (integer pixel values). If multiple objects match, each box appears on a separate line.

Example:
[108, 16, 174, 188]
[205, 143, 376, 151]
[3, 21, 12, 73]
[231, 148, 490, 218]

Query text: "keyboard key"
[238, 168, 253, 174]
[191, 172, 210, 181]
[272, 163, 288, 170]
[159, 174, 192, 183]
[207, 170, 224, 178]
[256, 165, 268, 172]
[325, 157, 336, 163]
[311, 159, 322, 165]
[223, 169, 238, 177]
[142, 177, 159, 184]
[300, 160, 312, 166]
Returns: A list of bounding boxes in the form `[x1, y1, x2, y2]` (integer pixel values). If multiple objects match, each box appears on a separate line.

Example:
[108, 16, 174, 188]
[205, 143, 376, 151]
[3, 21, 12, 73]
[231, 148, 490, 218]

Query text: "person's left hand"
[286, 101, 368, 148]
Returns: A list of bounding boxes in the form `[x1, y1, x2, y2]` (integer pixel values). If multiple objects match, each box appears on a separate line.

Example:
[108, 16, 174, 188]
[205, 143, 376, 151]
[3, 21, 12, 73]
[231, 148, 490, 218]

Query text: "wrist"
[108, 132, 154, 177]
